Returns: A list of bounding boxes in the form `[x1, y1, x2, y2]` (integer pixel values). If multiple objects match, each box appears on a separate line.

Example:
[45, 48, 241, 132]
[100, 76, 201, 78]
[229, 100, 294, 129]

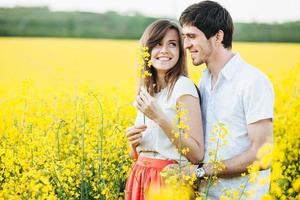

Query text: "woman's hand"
[135, 87, 165, 123]
[126, 124, 147, 148]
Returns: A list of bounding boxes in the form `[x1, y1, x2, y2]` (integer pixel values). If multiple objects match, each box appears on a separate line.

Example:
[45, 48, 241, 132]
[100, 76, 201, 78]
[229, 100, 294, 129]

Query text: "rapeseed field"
[0, 38, 299, 199]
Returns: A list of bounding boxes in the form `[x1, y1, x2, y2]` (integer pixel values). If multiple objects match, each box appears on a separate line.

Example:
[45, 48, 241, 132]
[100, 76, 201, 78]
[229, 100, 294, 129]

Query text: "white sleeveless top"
[135, 76, 199, 163]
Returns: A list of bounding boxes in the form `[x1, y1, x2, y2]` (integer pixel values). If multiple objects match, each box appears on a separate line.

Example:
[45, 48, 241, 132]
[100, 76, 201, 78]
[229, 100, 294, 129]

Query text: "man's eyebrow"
[184, 33, 195, 37]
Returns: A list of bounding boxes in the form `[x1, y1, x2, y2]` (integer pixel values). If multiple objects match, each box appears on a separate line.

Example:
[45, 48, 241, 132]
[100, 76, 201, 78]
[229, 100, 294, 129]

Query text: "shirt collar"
[220, 53, 243, 80]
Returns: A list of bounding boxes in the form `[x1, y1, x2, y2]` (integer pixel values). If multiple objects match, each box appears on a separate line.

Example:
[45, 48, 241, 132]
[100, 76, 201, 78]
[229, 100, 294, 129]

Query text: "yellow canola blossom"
[0, 38, 299, 199]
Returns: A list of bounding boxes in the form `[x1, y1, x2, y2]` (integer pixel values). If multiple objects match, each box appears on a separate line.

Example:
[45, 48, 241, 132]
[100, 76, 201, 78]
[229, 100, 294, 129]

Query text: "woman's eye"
[169, 42, 177, 47]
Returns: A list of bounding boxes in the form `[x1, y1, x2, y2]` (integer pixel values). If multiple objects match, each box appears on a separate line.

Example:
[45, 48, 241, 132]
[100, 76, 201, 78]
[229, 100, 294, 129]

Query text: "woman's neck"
[157, 72, 167, 90]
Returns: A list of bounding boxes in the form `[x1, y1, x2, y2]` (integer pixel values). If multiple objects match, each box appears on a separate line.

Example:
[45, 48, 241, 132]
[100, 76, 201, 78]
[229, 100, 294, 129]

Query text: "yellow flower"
[261, 194, 273, 200]
[292, 177, 300, 191]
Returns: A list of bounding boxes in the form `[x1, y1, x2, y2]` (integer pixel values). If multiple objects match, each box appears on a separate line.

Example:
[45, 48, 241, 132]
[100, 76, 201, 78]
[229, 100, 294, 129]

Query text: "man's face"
[182, 25, 214, 66]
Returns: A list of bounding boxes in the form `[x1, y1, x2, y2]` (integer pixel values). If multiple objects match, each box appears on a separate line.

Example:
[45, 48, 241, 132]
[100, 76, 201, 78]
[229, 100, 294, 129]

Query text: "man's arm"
[204, 119, 273, 178]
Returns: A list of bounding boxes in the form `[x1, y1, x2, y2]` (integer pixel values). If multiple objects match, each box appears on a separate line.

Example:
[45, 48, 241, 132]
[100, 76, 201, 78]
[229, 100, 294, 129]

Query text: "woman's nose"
[159, 44, 168, 54]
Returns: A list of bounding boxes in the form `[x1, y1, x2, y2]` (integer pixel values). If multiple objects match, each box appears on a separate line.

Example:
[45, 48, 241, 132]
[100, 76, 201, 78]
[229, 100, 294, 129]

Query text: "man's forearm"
[204, 147, 257, 178]
[205, 121, 273, 178]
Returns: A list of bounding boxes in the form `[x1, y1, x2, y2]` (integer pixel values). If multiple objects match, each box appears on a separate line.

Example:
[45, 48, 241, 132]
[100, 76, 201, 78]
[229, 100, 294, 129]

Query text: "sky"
[0, 0, 299, 23]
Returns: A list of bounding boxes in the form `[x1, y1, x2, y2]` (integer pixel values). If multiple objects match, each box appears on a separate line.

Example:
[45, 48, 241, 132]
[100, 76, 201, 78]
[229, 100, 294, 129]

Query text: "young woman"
[125, 19, 204, 200]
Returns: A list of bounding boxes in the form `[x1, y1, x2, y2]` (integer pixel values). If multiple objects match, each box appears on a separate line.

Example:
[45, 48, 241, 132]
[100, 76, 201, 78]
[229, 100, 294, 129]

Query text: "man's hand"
[162, 163, 198, 178]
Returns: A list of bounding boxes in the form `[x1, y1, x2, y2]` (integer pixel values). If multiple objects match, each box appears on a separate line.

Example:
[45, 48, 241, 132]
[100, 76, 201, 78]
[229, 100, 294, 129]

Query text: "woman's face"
[150, 29, 180, 74]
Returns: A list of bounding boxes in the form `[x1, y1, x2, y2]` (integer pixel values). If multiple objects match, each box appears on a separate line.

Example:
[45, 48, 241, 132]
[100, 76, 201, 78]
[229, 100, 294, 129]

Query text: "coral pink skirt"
[125, 156, 177, 200]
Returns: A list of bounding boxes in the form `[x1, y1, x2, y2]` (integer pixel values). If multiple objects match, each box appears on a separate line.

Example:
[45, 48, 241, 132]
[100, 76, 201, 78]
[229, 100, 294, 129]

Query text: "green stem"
[90, 93, 104, 197]
[237, 178, 249, 200]
[80, 111, 86, 200]
[178, 107, 182, 182]
[204, 126, 222, 199]
[55, 120, 63, 161]
[21, 98, 27, 134]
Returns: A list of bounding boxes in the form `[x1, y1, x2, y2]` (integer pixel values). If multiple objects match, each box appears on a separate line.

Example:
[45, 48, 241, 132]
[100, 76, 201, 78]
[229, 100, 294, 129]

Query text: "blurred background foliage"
[0, 6, 300, 42]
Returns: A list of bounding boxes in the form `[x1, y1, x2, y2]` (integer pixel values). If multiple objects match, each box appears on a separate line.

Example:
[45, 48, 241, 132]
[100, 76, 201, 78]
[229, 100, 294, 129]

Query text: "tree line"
[0, 7, 299, 42]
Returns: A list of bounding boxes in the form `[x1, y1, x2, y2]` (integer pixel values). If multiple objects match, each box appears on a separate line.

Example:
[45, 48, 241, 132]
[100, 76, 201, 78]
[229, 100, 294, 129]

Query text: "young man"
[179, 1, 274, 199]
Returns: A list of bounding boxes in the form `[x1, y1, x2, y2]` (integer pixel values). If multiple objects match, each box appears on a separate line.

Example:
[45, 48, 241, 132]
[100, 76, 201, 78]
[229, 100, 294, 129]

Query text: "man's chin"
[192, 60, 203, 66]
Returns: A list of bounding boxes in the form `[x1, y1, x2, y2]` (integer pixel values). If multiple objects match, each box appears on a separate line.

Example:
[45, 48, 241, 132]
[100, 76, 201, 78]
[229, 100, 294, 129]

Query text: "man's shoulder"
[238, 62, 271, 85]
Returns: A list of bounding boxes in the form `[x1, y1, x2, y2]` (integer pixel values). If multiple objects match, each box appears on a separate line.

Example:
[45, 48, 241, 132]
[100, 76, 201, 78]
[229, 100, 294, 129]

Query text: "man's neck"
[207, 49, 234, 81]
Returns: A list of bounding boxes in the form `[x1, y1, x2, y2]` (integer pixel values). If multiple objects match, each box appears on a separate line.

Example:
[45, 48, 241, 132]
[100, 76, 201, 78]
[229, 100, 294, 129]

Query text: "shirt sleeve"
[243, 74, 274, 124]
[172, 77, 199, 103]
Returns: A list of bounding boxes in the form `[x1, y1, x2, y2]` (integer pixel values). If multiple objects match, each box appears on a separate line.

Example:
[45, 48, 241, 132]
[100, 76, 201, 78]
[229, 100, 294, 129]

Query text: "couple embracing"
[125, 1, 274, 199]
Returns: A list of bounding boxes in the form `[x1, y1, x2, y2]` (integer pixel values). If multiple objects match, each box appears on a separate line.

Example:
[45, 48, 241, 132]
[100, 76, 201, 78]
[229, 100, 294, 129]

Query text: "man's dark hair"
[179, 0, 233, 49]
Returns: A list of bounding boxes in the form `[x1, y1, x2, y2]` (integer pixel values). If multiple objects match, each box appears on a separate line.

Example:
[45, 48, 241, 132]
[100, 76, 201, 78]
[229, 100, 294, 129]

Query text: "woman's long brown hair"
[139, 19, 187, 99]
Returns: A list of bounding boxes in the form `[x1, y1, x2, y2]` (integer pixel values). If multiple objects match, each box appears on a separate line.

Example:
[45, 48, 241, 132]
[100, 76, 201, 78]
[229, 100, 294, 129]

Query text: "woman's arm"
[157, 95, 204, 164]
[129, 145, 138, 160]
[136, 88, 204, 164]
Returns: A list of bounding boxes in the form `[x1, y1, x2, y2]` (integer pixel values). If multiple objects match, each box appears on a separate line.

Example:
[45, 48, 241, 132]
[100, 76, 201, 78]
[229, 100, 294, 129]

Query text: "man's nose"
[183, 39, 191, 49]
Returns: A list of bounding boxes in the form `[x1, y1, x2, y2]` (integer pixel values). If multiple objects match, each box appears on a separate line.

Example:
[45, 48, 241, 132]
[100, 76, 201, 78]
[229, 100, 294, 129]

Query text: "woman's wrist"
[156, 115, 175, 141]
[130, 143, 138, 150]
[130, 145, 138, 159]
[155, 113, 169, 126]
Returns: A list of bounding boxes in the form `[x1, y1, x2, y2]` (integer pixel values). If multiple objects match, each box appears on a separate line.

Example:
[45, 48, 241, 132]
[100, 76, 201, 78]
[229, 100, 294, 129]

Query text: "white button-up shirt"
[199, 53, 274, 199]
